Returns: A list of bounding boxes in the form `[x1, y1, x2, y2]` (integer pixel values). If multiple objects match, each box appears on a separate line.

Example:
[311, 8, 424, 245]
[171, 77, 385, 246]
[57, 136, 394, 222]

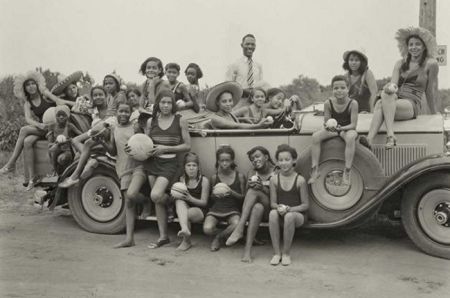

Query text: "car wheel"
[402, 172, 450, 259]
[68, 166, 125, 234]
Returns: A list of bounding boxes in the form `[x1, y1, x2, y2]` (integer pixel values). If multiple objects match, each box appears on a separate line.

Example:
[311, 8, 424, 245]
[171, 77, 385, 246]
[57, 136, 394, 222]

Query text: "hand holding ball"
[126, 133, 154, 161]
[265, 116, 274, 125]
[176, 100, 186, 109]
[383, 83, 398, 95]
[171, 182, 188, 200]
[250, 175, 259, 182]
[213, 183, 231, 197]
[56, 134, 67, 143]
[325, 118, 338, 131]
[277, 204, 289, 214]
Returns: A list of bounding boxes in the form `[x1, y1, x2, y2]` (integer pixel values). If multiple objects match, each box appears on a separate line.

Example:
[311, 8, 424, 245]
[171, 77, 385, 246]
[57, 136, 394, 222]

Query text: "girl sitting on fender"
[269, 144, 309, 266]
[203, 145, 246, 252]
[308, 75, 359, 186]
[173, 152, 210, 251]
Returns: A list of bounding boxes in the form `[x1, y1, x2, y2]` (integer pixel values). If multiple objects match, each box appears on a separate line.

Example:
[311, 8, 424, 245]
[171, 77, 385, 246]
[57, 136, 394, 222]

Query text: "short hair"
[90, 86, 106, 98]
[267, 88, 285, 99]
[182, 152, 201, 183]
[153, 89, 177, 115]
[241, 33, 256, 43]
[117, 100, 133, 111]
[139, 57, 164, 78]
[275, 144, 298, 161]
[247, 146, 275, 165]
[215, 90, 233, 107]
[342, 51, 368, 74]
[165, 63, 181, 72]
[126, 88, 141, 99]
[184, 63, 203, 79]
[215, 145, 237, 169]
[331, 75, 349, 87]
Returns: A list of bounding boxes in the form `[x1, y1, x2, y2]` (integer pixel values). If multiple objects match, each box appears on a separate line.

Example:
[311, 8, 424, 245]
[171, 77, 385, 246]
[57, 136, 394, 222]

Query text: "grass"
[0, 150, 24, 175]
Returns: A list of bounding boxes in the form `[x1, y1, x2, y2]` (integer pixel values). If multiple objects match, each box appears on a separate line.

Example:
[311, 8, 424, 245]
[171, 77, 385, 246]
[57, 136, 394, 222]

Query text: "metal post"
[419, 0, 436, 36]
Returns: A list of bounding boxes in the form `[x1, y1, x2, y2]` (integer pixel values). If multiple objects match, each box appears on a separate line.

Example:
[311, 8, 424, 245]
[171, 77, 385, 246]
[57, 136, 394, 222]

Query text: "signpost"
[437, 45, 447, 66]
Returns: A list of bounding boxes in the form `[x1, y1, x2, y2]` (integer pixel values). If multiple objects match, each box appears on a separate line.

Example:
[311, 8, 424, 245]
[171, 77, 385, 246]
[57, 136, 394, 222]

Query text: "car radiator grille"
[372, 145, 427, 176]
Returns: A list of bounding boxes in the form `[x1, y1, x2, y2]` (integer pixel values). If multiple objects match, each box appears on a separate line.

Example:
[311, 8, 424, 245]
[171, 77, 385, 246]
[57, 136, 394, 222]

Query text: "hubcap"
[417, 189, 450, 244]
[81, 175, 122, 222]
[311, 160, 364, 211]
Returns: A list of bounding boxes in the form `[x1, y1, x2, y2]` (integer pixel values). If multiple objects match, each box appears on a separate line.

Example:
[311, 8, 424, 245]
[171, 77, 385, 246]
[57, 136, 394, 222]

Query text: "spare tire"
[295, 137, 384, 223]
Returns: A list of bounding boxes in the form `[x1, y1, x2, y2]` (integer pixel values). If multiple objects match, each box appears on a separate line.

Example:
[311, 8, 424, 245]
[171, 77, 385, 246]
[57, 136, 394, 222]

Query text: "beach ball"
[213, 183, 230, 197]
[325, 118, 338, 130]
[42, 107, 56, 125]
[126, 133, 154, 161]
[171, 182, 188, 200]
[56, 134, 67, 143]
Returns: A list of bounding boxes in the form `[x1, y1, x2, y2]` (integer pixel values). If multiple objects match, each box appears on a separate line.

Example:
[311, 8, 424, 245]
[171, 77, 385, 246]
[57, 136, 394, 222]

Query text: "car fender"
[307, 153, 450, 228]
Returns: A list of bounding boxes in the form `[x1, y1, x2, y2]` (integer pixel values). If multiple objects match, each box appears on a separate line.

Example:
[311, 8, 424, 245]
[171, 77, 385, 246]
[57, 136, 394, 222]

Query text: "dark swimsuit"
[29, 98, 56, 122]
[347, 73, 371, 113]
[207, 172, 242, 218]
[329, 99, 353, 127]
[398, 67, 427, 117]
[184, 175, 207, 215]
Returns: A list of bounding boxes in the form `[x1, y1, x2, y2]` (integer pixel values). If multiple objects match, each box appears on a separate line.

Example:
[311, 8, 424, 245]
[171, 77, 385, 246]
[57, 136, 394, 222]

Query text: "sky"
[1, 0, 449, 89]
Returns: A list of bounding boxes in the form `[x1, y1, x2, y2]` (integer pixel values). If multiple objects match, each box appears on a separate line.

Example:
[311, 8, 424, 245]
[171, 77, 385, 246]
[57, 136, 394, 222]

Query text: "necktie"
[247, 58, 254, 88]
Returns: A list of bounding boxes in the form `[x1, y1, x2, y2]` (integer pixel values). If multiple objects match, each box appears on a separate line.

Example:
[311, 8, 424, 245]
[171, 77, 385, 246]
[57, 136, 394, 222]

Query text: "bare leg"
[282, 212, 305, 266]
[309, 129, 338, 183]
[23, 135, 41, 183]
[177, 206, 203, 251]
[269, 209, 281, 265]
[114, 173, 147, 248]
[69, 139, 96, 180]
[175, 200, 191, 237]
[72, 132, 90, 153]
[242, 203, 264, 263]
[341, 130, 358, 169]
[380, 93, 397, 138]
[216, 214, 240, 240]
[203, 215, 221, 251]
[150, 176, 170, 242]
[227, 189, 267, 246]
[2, 126, 40, 168]
[367, 101, 384, 145]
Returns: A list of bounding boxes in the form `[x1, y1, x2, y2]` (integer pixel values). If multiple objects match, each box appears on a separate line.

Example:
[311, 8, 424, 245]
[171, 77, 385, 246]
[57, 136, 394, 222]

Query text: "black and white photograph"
[1, 0, 449, 297]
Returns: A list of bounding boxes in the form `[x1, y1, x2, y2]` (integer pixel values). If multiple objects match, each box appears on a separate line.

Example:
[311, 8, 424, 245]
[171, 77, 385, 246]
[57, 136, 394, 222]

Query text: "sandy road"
[0, 174, 449, 298]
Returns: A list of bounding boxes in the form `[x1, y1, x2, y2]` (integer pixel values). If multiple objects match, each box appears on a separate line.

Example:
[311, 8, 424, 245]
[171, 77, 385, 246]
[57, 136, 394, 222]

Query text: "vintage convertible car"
[31, 108, 450, 259]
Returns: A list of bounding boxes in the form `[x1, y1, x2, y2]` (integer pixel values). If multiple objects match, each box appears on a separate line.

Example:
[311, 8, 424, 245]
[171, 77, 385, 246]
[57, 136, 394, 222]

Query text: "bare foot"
[241, 252, 252, 263]
[281, 254, 291, 266]
[113, 239, 135, 249]
[225, 228, 243, 246]
[177, 229, 191, 238]
[270, 254, 281, 266]
[210, 237, 221, 252]
[176, 240, 192, 251]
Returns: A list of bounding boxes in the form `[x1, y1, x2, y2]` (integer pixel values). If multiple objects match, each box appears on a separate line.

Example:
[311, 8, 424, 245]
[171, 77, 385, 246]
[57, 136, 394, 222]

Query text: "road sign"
[437, 45, 447, 66]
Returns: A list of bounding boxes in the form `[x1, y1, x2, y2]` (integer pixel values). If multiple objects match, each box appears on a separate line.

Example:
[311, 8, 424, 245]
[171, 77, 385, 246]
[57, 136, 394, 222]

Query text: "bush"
[0, 117, 26, 151]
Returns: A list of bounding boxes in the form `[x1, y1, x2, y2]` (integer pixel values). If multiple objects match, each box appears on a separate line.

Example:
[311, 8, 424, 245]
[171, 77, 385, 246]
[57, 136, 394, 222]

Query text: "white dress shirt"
[226, 56, 263, 89]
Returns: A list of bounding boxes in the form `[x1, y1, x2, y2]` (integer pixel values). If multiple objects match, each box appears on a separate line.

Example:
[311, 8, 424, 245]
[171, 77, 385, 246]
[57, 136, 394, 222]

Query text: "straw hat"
[205, 81, 243, 112]
[13, 71, 46, 101]
[343, 49, 368, 62]
[51, 71, 83, 96]
[395, 26, 437, 58]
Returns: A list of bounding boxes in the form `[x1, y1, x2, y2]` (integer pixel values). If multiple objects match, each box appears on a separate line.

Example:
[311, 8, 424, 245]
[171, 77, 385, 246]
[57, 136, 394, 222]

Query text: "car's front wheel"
[402, 172, 450, 259]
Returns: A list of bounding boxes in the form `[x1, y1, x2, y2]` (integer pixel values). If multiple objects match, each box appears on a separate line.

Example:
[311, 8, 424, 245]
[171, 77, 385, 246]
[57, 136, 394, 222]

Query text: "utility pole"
[419, 0, 436, 36]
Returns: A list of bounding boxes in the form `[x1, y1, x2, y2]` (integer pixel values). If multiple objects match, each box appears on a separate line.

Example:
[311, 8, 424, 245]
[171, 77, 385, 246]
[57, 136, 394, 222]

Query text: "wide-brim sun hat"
[395, 26, 437, 58]
[205, 81, 243, 112]
[51, 71, 83, 96]
[343, 49, 368, 62]
[13, 71, 46, 101]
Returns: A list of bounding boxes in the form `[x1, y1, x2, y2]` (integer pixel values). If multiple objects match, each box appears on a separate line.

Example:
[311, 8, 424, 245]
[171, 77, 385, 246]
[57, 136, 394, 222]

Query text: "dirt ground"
[0, 171, 449, 298]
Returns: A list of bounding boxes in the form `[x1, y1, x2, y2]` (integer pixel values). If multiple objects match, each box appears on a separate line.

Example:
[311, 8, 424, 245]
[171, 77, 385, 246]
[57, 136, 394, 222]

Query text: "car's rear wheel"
[402, 172, 450, 259]
[68, 166, 125, 234]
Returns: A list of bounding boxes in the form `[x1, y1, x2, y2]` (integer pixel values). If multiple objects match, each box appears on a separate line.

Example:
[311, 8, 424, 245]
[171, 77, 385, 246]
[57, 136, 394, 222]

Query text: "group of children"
[0, 54, 362, 265]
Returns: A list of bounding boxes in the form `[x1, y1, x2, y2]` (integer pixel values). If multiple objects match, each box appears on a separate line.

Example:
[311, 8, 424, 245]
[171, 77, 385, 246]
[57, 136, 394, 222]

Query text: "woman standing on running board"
[143, 89, 191, 249]
[367, 27, 439, 148]
[342, 50, 377, 113]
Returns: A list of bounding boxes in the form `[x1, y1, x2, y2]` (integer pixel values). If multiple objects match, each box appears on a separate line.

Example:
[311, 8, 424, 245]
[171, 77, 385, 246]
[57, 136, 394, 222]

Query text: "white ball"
[42, 107, 56, 125]
[176, 100, 186, 108]
[384, 83, 398, 95]
[56, 134, 67, 143]
[265, 116, 274, 124]
[126, 133, 154, 161]
[250, 175, 259, 182]
[171, 182, 188, 199]
[325, 118, 338, 129]
[277, 204, 288, 213]
[213, 182, 230, 196]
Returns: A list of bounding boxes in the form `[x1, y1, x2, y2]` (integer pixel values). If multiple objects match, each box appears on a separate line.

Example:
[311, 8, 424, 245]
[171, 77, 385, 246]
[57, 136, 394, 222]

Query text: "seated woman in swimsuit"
[0, 71, 69, 190]
[367, 27, 439, 148]
[233, 88, 282, 124]
[205, 82, 271, 129]
[165, 63, 198, 112]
